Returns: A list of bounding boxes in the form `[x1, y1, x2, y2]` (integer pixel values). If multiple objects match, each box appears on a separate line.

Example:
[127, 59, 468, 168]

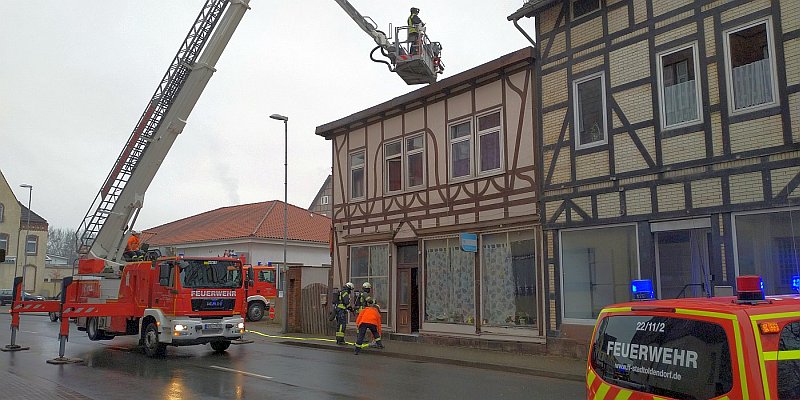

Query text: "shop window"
[778, 321, 800, 399]
[658, 44, 702, 129]
[350, 244, 389, 315]
[573, 0, 599, 19]
[561, 225, 639, 321]
[481, 230, 537, 328]
[424, 238, 475, 324]
[26, 235, 38, 255]
[735, 210, 800, 295]
[573, 73, 607, 149]
[350, 150, 365, 200]
[724, 19, 778, 113]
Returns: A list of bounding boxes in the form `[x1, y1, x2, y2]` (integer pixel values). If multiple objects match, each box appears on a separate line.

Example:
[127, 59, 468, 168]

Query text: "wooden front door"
[396, 267, 412, 334]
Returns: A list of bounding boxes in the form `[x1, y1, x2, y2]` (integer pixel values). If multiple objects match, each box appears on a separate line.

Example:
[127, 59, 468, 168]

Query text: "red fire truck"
[3, 0, 252, 361]
[244, 263, 277, 321]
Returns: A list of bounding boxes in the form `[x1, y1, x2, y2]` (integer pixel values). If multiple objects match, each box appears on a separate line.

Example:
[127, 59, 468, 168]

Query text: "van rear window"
[591, 315, 733, 400]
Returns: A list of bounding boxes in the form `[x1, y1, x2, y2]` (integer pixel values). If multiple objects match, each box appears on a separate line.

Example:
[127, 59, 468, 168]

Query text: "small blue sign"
[460, 233, 478, 252]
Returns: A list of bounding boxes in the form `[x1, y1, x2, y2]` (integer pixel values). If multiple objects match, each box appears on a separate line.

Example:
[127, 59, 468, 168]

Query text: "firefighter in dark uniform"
[335, 282, 355, 345]
[353, 282, 372, 314]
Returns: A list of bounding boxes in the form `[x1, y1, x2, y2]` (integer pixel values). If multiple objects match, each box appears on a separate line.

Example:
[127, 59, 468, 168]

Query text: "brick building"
[510, 0, 800, 350]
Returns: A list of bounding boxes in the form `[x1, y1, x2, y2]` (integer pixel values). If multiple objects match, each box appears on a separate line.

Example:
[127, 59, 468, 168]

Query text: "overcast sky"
[0, 0, 533, 231]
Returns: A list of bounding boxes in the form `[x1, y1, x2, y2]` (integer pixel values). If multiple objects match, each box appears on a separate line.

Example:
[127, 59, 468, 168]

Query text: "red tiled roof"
[145, 201, 331, 246]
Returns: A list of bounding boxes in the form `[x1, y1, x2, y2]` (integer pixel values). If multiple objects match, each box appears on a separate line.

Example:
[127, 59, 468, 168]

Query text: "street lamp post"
[269, 113, 289, 334]
[17, 184, 33, 279]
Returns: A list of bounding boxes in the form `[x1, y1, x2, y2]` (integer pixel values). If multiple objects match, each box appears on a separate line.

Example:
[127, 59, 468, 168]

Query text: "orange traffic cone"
[269, 305, 275, 320]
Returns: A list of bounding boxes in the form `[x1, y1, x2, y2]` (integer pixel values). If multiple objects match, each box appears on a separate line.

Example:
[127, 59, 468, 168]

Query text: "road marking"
[209, 365, 273, 380]
[20, 330, 38, 334]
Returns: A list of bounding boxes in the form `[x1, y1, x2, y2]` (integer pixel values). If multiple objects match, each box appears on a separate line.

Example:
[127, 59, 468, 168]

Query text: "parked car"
[0, 289, 45, 305]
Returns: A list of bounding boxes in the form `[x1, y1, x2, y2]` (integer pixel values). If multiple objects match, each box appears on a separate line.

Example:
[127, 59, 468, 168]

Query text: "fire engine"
[3, 0, 253, 361]
[243, 263, 277, 321]
[587, 275, 800, 400]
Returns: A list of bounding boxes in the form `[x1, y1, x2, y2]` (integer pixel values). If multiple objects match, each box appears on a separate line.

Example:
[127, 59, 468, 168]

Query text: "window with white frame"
[572, 0, 599, 19]
[0, 233, 8, 253]
[448, 110, 504, 181]
[385, 141, 403, 192]
[573, 73, 607, 149]
[477, 111, 502, 174]
[724, 19, 779, 112]
[320, 195, 329, 205]
[406, 134, 425, 188]
[26, 235, 38, 255]
[350, 150, 365, 200]
[658, 44, 702, 129]
[449, 121, 472, 179]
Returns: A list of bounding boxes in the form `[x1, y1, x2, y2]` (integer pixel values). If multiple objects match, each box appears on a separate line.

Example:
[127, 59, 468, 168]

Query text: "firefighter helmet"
[362, 282, 372, 290]
[344, 282, 355, 290]
[410, 7, 419, 14]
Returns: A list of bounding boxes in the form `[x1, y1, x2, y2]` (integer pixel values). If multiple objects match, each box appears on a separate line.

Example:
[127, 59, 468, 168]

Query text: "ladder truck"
[333, 1, 445, 85]
[3, 0, 254, 361]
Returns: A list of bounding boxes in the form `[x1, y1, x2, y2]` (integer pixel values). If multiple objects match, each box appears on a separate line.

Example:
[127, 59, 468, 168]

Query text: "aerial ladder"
[333, 1, 444, 85]
[75, 0, 250, 275]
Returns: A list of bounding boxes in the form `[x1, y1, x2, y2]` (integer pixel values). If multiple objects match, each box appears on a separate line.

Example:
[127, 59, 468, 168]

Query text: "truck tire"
[143, 322, 166, 357]
[247, 301, 265, 322]
[87, 317, 103, 341]
[210, 340, 231, 352]
[48, 312, 59, 322]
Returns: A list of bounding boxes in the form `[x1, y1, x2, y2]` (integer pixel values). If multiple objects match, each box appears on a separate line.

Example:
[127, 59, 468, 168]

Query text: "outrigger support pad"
[1, 327, 30, 352]
[231, 338, 253, 345]
[46, 335, 82, 364]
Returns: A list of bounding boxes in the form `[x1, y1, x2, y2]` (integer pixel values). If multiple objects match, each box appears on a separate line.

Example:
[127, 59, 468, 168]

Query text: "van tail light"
[759, 322, 780, 334]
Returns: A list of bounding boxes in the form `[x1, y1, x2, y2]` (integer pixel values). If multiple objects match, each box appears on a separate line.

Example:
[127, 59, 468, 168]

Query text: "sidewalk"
[244, 320, 586, 382]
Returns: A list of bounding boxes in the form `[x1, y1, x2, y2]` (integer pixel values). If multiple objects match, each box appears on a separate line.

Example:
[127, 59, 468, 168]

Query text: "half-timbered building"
[316, 48, 546, 347]
[510, 0, 800, 348]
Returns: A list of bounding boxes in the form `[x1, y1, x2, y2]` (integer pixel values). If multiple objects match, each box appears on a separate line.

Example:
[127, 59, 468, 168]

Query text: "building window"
[406, 134, 425, 188]
[658, 44, 702, 129]
[449, 121, 472, 179]
[350, 150, 365, 200]
[477, 111, 502, 174]
[778, 321, 800, 399]
[573, 0, 599, 19]
[26, 235, 38, 255]
[481, 230, 537, 329]
[0, 233, 8, 253]
[0, 203, 4, 223]
[350, 244, 389, 318]
[724, 19, 778, 113]
[561, 225, 639, 322]
[385, 141, 402, 192]
[320, 195, 329, 206]
[734, 209, 800, 295]
[573, 73, 608, 149]
[424, 238, 475, 325]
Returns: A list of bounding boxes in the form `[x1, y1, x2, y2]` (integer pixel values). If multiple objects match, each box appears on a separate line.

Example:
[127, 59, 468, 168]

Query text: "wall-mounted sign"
[460, 233, 478, 252]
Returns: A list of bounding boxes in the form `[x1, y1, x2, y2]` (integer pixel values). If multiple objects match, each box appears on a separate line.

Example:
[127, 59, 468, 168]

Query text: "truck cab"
[243, 264, 276, 321]
[587, 276, 800, 399]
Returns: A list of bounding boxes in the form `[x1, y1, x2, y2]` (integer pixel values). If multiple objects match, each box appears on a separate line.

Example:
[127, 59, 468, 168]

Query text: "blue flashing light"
[257, 261, 262, 266]
[631, 279, 655, 301]
[792, 276, 800, 292]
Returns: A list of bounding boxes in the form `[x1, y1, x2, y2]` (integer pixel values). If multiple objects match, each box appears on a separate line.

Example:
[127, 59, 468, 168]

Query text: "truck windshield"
[590, 315, 733, 400]
[179, 260, 242, 289]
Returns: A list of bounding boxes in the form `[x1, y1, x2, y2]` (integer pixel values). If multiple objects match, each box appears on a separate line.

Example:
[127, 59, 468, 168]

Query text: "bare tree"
[47, 227, 79, 266]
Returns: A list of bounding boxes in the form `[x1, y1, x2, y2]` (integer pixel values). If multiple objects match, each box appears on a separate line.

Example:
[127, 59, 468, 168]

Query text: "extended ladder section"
[76, 0, 250, 272]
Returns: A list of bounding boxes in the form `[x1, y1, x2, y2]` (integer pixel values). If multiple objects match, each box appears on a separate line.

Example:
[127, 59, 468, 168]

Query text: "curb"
[280, 340, 585, 382]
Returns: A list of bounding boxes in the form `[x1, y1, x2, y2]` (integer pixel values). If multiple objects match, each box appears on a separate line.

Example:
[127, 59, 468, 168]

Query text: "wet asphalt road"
[0, 310, 584, 399]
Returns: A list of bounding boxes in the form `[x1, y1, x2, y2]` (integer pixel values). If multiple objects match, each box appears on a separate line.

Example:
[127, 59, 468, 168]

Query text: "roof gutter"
[511, 16, 536, 48]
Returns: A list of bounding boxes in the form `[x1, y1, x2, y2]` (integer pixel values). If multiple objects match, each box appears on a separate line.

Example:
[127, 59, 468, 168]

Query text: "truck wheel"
[210, 340, 231, 352]
[48, 312, 59, 322]
[143, 322, 166, 357]
[87, 317, 103, 341]
[247, 302, 265, 322]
